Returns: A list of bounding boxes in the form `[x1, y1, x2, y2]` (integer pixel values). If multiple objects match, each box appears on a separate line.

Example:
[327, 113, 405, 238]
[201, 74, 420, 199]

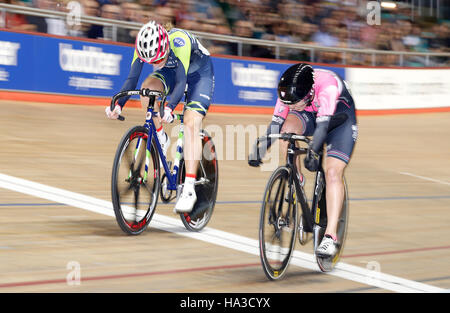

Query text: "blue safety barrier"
[0, 30, 345, 106]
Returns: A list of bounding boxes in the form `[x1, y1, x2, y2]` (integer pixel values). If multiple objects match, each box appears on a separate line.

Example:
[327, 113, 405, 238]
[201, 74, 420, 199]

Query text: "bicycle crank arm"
[194, 177, 210, 185]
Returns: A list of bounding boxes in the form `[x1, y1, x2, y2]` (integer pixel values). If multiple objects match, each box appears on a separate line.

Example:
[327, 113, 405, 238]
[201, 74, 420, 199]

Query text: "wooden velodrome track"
[0, 99, 449, 293]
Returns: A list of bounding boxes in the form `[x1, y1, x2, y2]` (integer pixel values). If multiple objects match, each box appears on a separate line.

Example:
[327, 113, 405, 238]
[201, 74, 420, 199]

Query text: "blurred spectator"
[312, 18, 339, 48]
[217, 0, 246, 28]
[46, 0, 68, 36]
[173, 0, 195, 25]
[1, 0, 36, 31]
[312, 17, 340, 63]
[359, 22, 379, 49]
[154, 4, 175, 25]
[390, 23, 407, 52]
[206, 22, 234, 55]
[81, 0, 103, 39]
[343, 6, 364, 49]
[302, 3, 321, 25]
[82, 0, 100, 17]
[26, 0, 50, 33]
[428, 23, 450, 53]
[403, 23, 427, 52]
[428, 23, 450, 65]
[138, 0, 153, 11]
[1, 0, 448, 67]
[117, 1, 141, 43]
[101, 4, 122, 40]
[251, 33, 276, 59]
[230, 19, 254, 56]
[23, 0, 69, 35]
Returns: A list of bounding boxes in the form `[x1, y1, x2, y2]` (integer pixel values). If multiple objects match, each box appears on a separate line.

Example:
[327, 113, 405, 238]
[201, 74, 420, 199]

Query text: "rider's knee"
[281, 115, 304, 135]
[141, 76, 163, 91]
[184, 110, 203, 130]
[325, 166, 344, 185]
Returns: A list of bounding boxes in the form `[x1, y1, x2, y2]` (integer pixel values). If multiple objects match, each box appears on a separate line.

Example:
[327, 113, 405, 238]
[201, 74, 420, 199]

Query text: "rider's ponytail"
[163, 22, 174, 32]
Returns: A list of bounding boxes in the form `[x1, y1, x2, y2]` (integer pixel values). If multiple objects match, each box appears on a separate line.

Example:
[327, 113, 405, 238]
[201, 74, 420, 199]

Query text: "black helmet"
[277, 63, 314, 104]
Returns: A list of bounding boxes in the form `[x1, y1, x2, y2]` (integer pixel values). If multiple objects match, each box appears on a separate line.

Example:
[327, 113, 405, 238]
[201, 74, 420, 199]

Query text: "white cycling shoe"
[174, 187, 197, 213]
[315, 235, 338, 258]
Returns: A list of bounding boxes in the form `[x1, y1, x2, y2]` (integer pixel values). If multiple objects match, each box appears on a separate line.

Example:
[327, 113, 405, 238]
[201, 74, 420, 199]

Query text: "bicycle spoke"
[134, 153, 145, 175]
[277, 179, 286, 216]
[259, 168, 297, 280]
[111, 126, 160, 235]
[118, 183, 133, 198]
[133, 185, 140, 209]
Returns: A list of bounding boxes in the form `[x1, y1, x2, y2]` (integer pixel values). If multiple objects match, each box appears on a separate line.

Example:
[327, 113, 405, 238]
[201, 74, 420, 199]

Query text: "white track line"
[0, 173, 444, 293]
[400, 172, 450, 187]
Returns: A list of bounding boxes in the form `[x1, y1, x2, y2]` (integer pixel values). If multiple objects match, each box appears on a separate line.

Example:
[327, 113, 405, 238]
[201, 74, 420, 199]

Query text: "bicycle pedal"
[284, 194, 293, 203]
[194, 177, 209, 185]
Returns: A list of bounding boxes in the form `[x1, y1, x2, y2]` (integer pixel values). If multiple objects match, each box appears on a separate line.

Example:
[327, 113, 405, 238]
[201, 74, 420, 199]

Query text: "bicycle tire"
[111, 125, 160, 235]
[315, 177, 349, 272]
[259, 166, 298, 280]
[179, 129, 218, 231]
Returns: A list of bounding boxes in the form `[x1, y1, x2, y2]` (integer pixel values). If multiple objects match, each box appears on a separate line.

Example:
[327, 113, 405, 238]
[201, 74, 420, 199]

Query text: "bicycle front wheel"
[259, 166, 298, 280]
[111, 126, 160, 235]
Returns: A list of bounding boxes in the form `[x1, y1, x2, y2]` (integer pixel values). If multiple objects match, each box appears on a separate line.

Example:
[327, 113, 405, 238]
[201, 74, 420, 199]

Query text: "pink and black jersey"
[267, 68, 357, 164]
[274, 69, 352, 119]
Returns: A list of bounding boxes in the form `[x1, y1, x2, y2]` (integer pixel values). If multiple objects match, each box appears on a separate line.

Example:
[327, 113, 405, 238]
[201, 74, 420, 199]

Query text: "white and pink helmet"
[135, 21, 170, 64]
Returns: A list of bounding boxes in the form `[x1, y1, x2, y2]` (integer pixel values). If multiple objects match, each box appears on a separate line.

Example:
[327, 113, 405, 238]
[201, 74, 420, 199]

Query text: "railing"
[1, 3, 449, 67]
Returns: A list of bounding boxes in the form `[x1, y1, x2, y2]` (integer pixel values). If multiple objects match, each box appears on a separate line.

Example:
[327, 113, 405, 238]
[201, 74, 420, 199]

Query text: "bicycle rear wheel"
[179, 130, 218, 231]
[315, 177, 349, 272]
[259, 166, 297, 280]
[111, 126, 160, 235]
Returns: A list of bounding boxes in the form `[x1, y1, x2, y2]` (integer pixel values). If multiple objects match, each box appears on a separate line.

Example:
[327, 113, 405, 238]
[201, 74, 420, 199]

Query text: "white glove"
[105, 105, 122, 119]
[161, 106, 174, 123]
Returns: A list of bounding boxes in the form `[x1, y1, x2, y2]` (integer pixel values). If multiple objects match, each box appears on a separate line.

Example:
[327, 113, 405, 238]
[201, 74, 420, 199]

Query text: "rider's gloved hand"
[105, 104, 122, 119]
[161, 106, 174, 123]
[248, 140, 263, 167]
[248, 152, 263, 167]
[304, 148, 320, 172]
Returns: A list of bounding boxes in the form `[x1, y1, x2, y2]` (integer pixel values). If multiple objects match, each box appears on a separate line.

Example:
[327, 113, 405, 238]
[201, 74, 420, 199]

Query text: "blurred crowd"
[1, 0, 449, 66]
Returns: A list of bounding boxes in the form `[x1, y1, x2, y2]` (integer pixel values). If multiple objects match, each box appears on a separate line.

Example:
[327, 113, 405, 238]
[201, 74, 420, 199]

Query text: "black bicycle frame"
[285, 139, 324, 233]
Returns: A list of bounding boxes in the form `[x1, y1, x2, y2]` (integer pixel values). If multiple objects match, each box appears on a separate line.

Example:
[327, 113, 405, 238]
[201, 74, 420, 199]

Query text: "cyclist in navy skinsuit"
[106, 21, 214, 214]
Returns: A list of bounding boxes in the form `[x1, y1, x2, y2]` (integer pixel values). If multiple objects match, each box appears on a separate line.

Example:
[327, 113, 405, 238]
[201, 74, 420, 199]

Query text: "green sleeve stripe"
[132, 50, 139, 65]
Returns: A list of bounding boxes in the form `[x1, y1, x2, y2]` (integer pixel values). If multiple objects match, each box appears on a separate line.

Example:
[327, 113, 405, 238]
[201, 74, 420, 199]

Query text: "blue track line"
[0, 195, 449, 207]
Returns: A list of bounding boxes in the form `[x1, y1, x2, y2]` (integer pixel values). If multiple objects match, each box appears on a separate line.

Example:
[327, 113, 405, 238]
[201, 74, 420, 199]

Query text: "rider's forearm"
[250, 115, 285, 161]
[264, 115, 285, 150]
[117, 59, 144, 108]
[310, 116, 331, 153]
[167, 65, 187, 111]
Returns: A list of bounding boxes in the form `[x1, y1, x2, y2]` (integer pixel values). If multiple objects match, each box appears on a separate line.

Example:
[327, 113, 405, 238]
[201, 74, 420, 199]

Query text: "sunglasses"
[151, 57, 165, 65]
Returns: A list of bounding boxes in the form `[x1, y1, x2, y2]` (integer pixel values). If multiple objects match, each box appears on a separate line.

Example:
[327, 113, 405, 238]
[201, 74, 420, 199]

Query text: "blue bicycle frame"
[139, 104, 184, 192]
[111, 88, 187, 192]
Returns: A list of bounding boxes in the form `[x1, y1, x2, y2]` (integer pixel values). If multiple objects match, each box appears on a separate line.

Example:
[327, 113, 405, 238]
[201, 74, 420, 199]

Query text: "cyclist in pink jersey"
[249, 63, 358, 258]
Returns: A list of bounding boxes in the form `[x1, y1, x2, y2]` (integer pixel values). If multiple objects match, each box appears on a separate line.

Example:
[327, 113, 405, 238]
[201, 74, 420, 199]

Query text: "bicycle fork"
[127, 135, 145, 183]
[312, 170, 326, 252]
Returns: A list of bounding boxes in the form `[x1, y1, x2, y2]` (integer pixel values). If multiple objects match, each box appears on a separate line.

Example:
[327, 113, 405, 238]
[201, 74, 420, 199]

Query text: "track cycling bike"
[109, 88, 218, 235]
[257, 133, 349, 279]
